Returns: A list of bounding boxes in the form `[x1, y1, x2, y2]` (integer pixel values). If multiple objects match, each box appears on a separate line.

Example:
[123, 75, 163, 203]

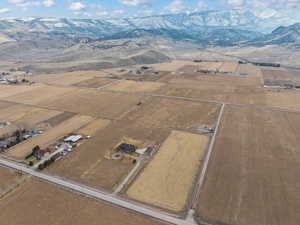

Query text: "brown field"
[0, 179, 168, 225]
[0, 101, 14, 110]
[148, 60, 199, 71]
[48, 96, 219, 191]
[265, 90, 300, 111]
[168, 76, 261, 88]
[0, 104, 39, 122]
[156, 77, 300, 111]
[42, 111, 76, 127]
[6, 115, 93, 159]
[199, 62, 223, 71]
[47, 118, 171, 190]
[14, 108, 62, 127]
[262, 69, 300, 86]
[127, 130, 209, 212]
[39, 89, 145, 118]
[28, 71, 99, 86]
[105, 80, 165, 93]
[6, 85, 75, 105]
[158, 79, 264, 105]
[218, 62, 238, 73]
[196, 105, 300, 225]
[77, 119, 111, 136]
[0, 85, 39, 99]
[178, 62, 223, 72]
[0, 167, 26, 198]
[73, 77, 115, 88]
[239, 64, 262, 77]
[0, 104, 62, 127]
[124, 97, 220, 130]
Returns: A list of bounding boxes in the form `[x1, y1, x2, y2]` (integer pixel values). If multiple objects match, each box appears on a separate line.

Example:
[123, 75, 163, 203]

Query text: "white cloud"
[42, 0, 55, 7]
[119, 0, 152, 7]
[0, 8, 11, 14]
[8, 0, 40, 8]
[197, 0, 209, 10]
[69, 2, 86, 11]
[166, 0, 187, 13]
[227, 0, 245, 8]
[112, 10, 124, 15]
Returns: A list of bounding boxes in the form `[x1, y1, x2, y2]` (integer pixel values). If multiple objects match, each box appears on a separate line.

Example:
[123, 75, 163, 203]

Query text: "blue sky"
[0, 0, 298, 18]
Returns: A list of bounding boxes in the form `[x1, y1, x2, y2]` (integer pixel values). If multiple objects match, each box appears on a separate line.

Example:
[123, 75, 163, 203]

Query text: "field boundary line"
[190, 103, 225, 209]
[0, 158, 196, 225]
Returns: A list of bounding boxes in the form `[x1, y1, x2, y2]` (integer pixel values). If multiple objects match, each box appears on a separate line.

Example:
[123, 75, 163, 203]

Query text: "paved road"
[0, 158, 196, 225]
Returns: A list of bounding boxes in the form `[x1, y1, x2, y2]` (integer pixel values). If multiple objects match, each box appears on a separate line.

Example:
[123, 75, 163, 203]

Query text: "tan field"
[262, 69, 300, 86]
[6, 115, 93, 159]
[0, 85, 39, 99]
[78, 119, 111, 136]
[239, 64, 263, 77]
[0, 167, 26, 198]
[127, 130, 209, 211]
[28, 71, 100, 86]
[168, 76, 261, 88]
[0, 104, 61, 127]
[47, 119, 170, 190]
[39, 89, 145, 118]
[124, 97, 220, 130]
[198, 62, 223, 71]
[47, 95, 219, 191]
[196, 105, 300, 225]
[14, 108, 62, 126]
[6, 85, 75, 105]
[148, 60, 199, 71]
[265, 90, 300, 111]
[0, 100, 14, 110]
[74, 77, 115, 88]
[0, 179, 168, 225]
[105, 80, 165, 93]
[218, 61, 238, 73]
[0, 104, 40, 122]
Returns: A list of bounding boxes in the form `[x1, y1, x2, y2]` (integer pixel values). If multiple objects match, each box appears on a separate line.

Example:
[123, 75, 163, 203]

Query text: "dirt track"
[196, 105, 300, 225]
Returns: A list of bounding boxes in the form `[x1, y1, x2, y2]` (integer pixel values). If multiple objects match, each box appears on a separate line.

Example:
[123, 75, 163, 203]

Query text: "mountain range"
[1, 9, 300, 72]
[0, 9, 300, 47]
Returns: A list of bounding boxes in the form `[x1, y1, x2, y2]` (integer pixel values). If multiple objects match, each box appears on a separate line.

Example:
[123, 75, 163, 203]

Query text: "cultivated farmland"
[0, 167, 27, 198]
[196, 105, 300, 225]
[127, 130, 209, 212]
[0, 179, 168, 225]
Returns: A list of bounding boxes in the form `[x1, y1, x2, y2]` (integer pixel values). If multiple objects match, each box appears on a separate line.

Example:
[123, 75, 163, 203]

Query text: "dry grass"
[127, 130, 209, 211]
[147, 60, 199, 71]
[6, 85, 75, 105]
[105, 80, 165, 93]
[78, 119, 111, 136]
[0, 85, 39, 99]
[196, 105, 300, 225]
[74, 77, 115, 88]
[218, 62, 238, 73]
[0, 179, 168, 225]
[0, 167, 25, 198]
[239, 64, 262, 77]
[28, 71, 101, 86]
[39, 89, 144, 118]
[0, 104, 61, 127]
[6, 115, 93, 159]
